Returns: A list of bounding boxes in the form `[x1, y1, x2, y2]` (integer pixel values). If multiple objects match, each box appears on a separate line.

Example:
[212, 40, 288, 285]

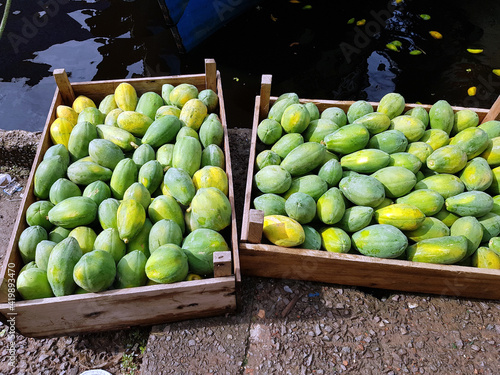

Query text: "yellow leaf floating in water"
[468, 87, 477, 96]
[356, 19, 366, 26]
[493, 69, 500, 76]
[386, 43, 399, 52]
[410, 50, 422, 55]
[270, 14, 277, 22]
[391, 40, 402, 47]
[466, 68, 472, 72]
[429, 31, 443, 39]
[396, 0, 403, 3]
[302, 5, 312, 10]
[420, 14, 431, 20]
[347, 17, 355, 24]
[467, 48, 483, 54]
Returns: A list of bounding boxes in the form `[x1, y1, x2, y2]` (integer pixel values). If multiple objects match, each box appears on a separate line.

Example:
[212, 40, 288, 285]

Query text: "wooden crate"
[240, 74, 500, 300]
[0, 59, 241, 338]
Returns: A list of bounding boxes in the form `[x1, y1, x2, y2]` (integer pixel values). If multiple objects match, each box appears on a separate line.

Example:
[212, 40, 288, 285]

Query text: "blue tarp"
[163, 0, 261, 51]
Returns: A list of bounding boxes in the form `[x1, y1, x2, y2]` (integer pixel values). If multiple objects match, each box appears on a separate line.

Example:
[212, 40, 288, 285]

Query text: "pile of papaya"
[16, 81, 232, 300]
[254, 92, 500, 270]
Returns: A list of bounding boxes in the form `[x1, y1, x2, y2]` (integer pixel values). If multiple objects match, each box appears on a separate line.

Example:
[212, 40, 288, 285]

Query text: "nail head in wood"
[248, 209, 264, 244]
[53, 68, 76, 104]
[213, 251, 232, 278]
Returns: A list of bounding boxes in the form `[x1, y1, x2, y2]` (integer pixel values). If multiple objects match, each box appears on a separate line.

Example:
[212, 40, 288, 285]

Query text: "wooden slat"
[259, 75, 272, 119]
[239, 243, 500, 300]
[53, 69, 75, 103]
[239, 74, 500, 300]
[205, 58, 217, 93]
[213, 251, 232, 278]
[247, 209, 264, 244]
[0, 277, 235, 338]
[481, 95, 500, 123]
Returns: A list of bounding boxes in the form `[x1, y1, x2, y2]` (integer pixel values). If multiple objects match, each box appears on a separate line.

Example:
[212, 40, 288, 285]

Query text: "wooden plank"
[213, 251, 232, 278]
[259, 75, 272, 119]
[205, 59, 217, 93]
[239, 243, 500, 300]
[481, 95, 500, 123]
[0, 277, 235, 338]
[239, 74, 500, 300]
[247, 209, 264, 244]
[53, 69, 75, 103]
[240, 96, 261, 242]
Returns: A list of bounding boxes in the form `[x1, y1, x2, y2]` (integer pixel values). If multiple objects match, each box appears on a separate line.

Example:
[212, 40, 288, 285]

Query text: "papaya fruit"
[34, 156, 66, 199]
[98, 94, 118, 115]
[47, 236, 82, 296]
[488, 166, 500, 195]
[163, 167, 196, 205]
[141, 115, 182, 148]
[123, 182, 151, 210]
[138, 160, 164, 194]
[68, 226, 97, 255]
[450, 127, 489, 160]
[452, 109, 479, 135]
[263, 215, 305, 247]
[50, 118, 74, 148]
[255, 165, 292, 194]
[48, 226, 71, 244]
[149, 219, 183, 254]
[148, 195, 185, 233]
[419, 129, 449, 151]
[156, 105, 181, 119]
[396, 189, 444, 216]
[77, 107, 105, 126]
[301, 225, 322, 250]
[56, 105, 78, 125]
[303, 119, 339, 143]
[67, 121, 98, 161]
[172, 135, 202, 177]
[459, 157, 493, 192]
[199, 113, 224, 148]
[256, 150, 281, 170]
[198, 89, 219, 113]
[117, 111, 153, 137]
[340, 149, 390, 174]
[48, 196, 97, 229]
[73, 95, 96, 113]
[478, 212, 500, 242]
[18, 225, 48, 264]
[480, 137, 500, 167]
[339, 174, 386, 208]
[73, 250, 117, 292]
[93, 227, 126, 263]
[258, 118, 283, 145]
[377, 93, 405, 119]
[324, 124, 370, 155]
[406, 142, 434, 164]
[44, 144, 70, 169]
[337, 206, 374, 233]
[110, 158, 138, 199]
[26, 200, 54, 231]
[319, 227, 351, 253]
[16, 268, 54, 300]
[368, 129, 408, 154]
[347, 100, 374, 123]
[433, 207, 460, 227]
[161, 84, 174, 105]
[157, 143, 175, 169]
[318, 159, 342, 188]
[472, 247, 500, 269]
[96, 124, 138, 152]
[253, 194, 286, 216]
[186, 187, 231, 232]
[352, 224, 407, 258]
[67, 160, 113, 185]
[478, 120, 500, 139]
[126, 218, 152, 257]
[450, 216, 483, 257]
[445, 191, 493, 217]
[387, 152, 422, 174]
[414, 173, 465, 199]
[115, 250, 148, 288]
[271, 133, 304, 158]
[104, 108, 124, 126]
[316, 188, 345, 225]
[169, 83, 199, 108]
[88, 138, 124, 170]
[179, 98, 208, 130]
[268, 97, 298, 123]
[283, 175, 328, 201]
[117, 199, 146, 244]
[132, 143, 155, 169]
[405, 106, 429, 127]
[280, 103, 311, 133]
[429, 100, 454, 135]
[321, 107, 347, 126]
[202, 144, 225, 169]
[145, 244, 189, 283]
[353, 112, 391, 134]
[390, 115, 426, 142]
[406, 236, 468, 264]
[98, 198, 120, 230]
[182, 228, 230, 275]
[304, 102, 320, 121]
[405, 217, 449, 242]
[192, 166, 228, 195]
[136, 91, 164, 120]
[83, 180, 111, 206]
[375, 203, 425, 231]
[114, 82, 138, 111]
[284, 192, 317, 224]
[371, 166, 416, 198]
[488, 236, 500, 256]
[280, 142, 326, 176]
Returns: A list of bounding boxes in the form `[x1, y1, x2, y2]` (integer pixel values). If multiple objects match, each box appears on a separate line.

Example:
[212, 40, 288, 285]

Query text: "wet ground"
[1, 0, 500, 133]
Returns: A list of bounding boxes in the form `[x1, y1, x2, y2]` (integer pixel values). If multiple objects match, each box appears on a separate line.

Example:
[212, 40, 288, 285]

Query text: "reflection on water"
[0, 0, 498, 132]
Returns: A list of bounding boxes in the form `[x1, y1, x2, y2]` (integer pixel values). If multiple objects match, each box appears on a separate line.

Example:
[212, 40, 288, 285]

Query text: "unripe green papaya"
[17, 268, 54, 300]
[389, 115, 426, 142]
[396, 189, 444, 216]
[387, 152, 422, 174]
[321, 107, 347, 126]
[318, 159, 342, 188]
[67, 160, 113, 185]
[340, 149, 390, 174]
[377, 93, 405, 119]
[406, 142, 434, 164]
[98, 198, 120, 230]
[414, 174, 465, 199]
[445, 191, 493, 217]
[26, 200, 54, 231]
[138, 160, 164, 194]
[77, 107, 105, 126]
[68, 226, 97, 254]
[324, 124, 370, 155]
[352, 224, 407, 258]
[117, 199, 146, 244]
[419, 129, 449, 151]
[303, 119, 339, 143]
[319, 227, 351, 253]
[199, 113, 224, 148]
[198, 89, 219, 112]
[44, 144, 70, 169]
[253, 194, 286, 216]
[117, 111, 153, 137]
[406, 217, 450, 242]
[353, 112, 391, 134]
[450, 216, 483, 257]
[256, 150, 281, 170]
[126, 218, 153, 258]
[182, 228, 230, 275]
[305, 102, 320, 121]
[429, 100, 454, 135]
[141, 115, 181, 147]
[88, 138, 125, 170]
[94, 227, 126, 263]
[161, 84, 174, 105]
[136, 91, 164, 120]
[186, 187, 232, 232]
[149, 219, 183, 254]
[478, 120, 500, 139]
[172, 136, 202, 177]
[257, 118, 283, 145]
[371, 166, 416, 198]
[110, 158, 138, 199]
[47, 236, 82, 296]
[407, 236, 468, 264]
[48, 226, 71, 243]
[133, 143, 155, 169]
[255, 165, 292, 194]
[268, 97, 298, 123]
[18, 225, 48, 264]
[148, 195, 185, 233]
[271, 133, 304, 158]
[301, 225, 322, 250]
[68, 121, 98, 162]
[145, 244, 189, 283]
[280, 142, 326, 176]
[450, 127, 489, 160]
[34, 156, 66, 199]
[337, 206, 374, 233]
[48, 196, 97, 229]
[123, 182, 151, 210]
[368, 130, 408, 154]
[405, 106, 429, 127]
[283, 175, 328, 201]
[452, 109, 479, 135]
[115, 250, 148, 288]
[73, 250, 116, 292]
[478, 212, 500, 242]
[201, 144, 225, 169]
[347, 100, 374, 123]
[98, 94, 118, 115]
[157, 143, 175, 169]
[163, 167, 196, 205]
[459, 157, 493, 192]
[48, 178, 81, 205]
[96, 124, 137, 152]
[83, 180, 111, 206]
[339, 174, 386, 208]
[285, 192, 317, 224]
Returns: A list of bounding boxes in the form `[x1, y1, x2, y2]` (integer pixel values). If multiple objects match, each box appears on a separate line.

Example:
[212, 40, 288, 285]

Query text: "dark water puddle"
[0, 0, 499, 132]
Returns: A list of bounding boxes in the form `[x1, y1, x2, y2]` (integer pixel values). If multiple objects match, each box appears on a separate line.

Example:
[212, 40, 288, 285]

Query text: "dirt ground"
[0, 129, 499, 375]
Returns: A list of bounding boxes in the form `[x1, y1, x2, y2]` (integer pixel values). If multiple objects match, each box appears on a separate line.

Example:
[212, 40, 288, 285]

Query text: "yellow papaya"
[179, 98, 208, 130]
[114, 82, 138, 111]
[56, 105, 78, 125]
[72, 95, 96, 113]
[374, 203, 425, 231]
[50, 118, 74, 148]
[263, 215, 305, 247]
[116, 111, 153, 137]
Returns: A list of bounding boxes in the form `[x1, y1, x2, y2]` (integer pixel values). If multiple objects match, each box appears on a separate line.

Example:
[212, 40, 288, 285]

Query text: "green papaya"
[256, 150, 281, 170]
[136, 91, 164, 120]
[459, 157, 493, 191]
[156, 143, 175, 169]
[88, 138, 124, 170]
[321, 107, 347, 126]
[285, 192, 317, 224]
[419, 129, 449, 151]
[163, 167, 196, 205]
[283, 175, 328, 201]
[414, 174, 465, 199]
[26, 200, 54, 231]
[96, 124, 137, 152]
[47, 236, 82, 296]
[78, 107, 104, 126]
[371, 166, 416, 198]
[44, 144, 70, 169]
[452, 109, 479, 135]
[478, 120, 500, 139]
[368, 129, 408, 154]
[319, 227, 351, 253]
[145, 244, 188, 284]
[445, 191, 493, 217]
[406, 236, 468, 264]
[98, 94, 118, 115]
[405, 217, 449, 242]
[117, 199, 146, 243]
[339, 174, 386, 208]
[161, 84, 174, 105]
[98, 198, 120, 230]
[138, 160, 164, 194]
[115, 250, 148, 288]
[198, 89, 219, 112]
[68, 226, 97, 254]
[318, 159, 342, 188]
[142, 115, 181, 147]
[255, 165, 292, 194]
[48, 196, 97, 229]
[353, 112, 391, 134]
[132, 143, 155, 169]
[68, 121, 98, 161]
[172, 135, 202, 177]
[93, 227, 126, 263]
[49, 178, 81, 209]
[199, 113, 224, 148]
[110, 158, 138, 199]
[268, 97, 298, 123]
[253, 194, 286, 216]
[478, 213, 500, 242]
[280, 142, 326, 176]
[67, 160, 113, 185]
[377, 93, 405, 119]
[149, 219, 183, 253]
[201, 144, 225, 168]
[35, 240, 56, 271]
[186, 187, 231, 232]
[126, 218, 153, 258]
[73, 250, 116, 292]
[181, 228, 229, 275]
[34, 156, 66, 199]
[406, 142, 434, 164]
[316, 188, 345, 225]
[301, 225, 322, 250]
[48, 226, 71, 243]
[405, 106, 429, 127]
[324, 124, 370, 154]
[83, 180, 111, 206]
[148, 195, 185, 233]
[18, 225, 48, 264]
[396, 189, 444, 216]
[429, 100, 454, 135]
[347, 100, 374, 123]
[387, 152, 422, 174]
[352, 224, 407, 258]
[16, 268, 54, 300]
[337, 206, 374, 233]
[303, 119, 339, 143]
[450, 216, 483, 257]
[340, 149, 390, 174]
[450, 127, 489, 160]
[257, 118, 283, 145]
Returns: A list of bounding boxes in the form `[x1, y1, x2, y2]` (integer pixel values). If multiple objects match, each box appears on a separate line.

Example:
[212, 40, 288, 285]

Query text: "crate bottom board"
[0, 277, 236, 338]
[239, 243, 500, 300]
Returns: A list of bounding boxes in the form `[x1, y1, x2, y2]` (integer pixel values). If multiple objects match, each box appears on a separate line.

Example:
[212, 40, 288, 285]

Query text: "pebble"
[471, 345, 480, 351]
[284, 286, 293, 293]
[408, 302, 419, 309]
[188, 340, 196, 346]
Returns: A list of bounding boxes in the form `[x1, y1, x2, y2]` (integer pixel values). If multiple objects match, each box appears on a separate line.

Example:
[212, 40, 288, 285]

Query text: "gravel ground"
[0, 129, 499, 375]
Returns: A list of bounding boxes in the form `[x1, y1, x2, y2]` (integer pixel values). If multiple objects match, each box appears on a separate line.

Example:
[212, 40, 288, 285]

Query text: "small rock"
[314, 324, 321, 336]
[392, 295, 400, 301]
[207, 330, 213, 336]
[188, 339, 196, 346]
[324, 326, 333, 333]
[308, 331, 315, 337]
[456, 340, 463, 349]
[471, 345, 480, 351]
[284, 285, 293, 293]
[38, 354, 49, 362]
[227, 334, 233, 339]
[408, 302, 418, 309]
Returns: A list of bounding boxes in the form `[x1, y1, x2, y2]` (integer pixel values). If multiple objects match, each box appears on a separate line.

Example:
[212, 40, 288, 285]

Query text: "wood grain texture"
[0, 62, 240, 336]
[247, 209, 264, 244]
[0, 277, 236, 338]
[205, 58, 217, 93]
[481, 95, 500, 123]
[259, 75, 272, 119]
[239, 75, 499, 300]
[214, 251, 232, 278]
[53, 69, 76, 103]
